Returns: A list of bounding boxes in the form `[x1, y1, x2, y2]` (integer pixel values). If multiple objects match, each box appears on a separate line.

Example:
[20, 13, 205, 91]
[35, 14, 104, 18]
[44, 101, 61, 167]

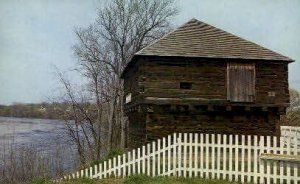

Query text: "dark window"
[180, 82, 192, 90]
[139, 86, 145, 93]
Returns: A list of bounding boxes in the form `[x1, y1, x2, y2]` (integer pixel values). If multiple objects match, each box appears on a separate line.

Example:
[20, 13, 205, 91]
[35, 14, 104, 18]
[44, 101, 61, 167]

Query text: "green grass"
[90, 149, 125, 167]
[31, 175, 244, 184]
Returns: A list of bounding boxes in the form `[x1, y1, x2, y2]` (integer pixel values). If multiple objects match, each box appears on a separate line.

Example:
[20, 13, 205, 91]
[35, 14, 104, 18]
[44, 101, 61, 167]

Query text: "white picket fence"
[281, 126, 300, 148]
[61, 131, 300, 184]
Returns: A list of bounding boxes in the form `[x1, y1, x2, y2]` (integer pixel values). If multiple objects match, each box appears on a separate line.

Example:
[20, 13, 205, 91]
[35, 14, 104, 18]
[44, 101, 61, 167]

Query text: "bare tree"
[57, 0, 177, 165]
[281, 88, 300, 126]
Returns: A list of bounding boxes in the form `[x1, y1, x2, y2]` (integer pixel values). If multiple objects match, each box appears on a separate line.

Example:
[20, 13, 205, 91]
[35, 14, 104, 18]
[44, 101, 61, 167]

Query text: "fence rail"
[61, 128, 300, 184]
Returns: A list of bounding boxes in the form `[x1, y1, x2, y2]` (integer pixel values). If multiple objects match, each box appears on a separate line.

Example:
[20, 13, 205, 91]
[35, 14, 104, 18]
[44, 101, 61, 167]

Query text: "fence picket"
[132, 150, 136, 175]
[222, 134, 227, 180]
[122, 154, 126, 178]
[194, 133, 198, 177]
[241, 135, 245, 183]
[99, 163, 102, 179]
[152, 142, 156, 176]
[272, 136, 277, 183]
[137, 148, 140, 175]
[200, 133, 204, 178]
[287, 137, 291, 184]
[127, 152, 131, 176]
[183, 133, 188, 177]
[211, 134, 215, 179]
[189, 133, 193, 177]
[147, 143, 150, 176]
[279, 137, 284, 184]
[266, 136, 271, 184]
[167, 135, 171, 176]
[117, 155, 121, 177]
[178, 133, 182, 177]
[173, 133, 177, 176]
[247, 135, 251, 183]
[293, 133, 298, 183]
[108, 159, 112, 177]
[157, 139, 161, 175]
[162, 138, 166, 175]
[142, 146, 146, 174]
[234, 135, 239, 182]
[217, 134, 221, 179]
[253, 135, 258, 183]
[259, 136, 265, 184]
[229, 134, 233, 181]
[205, 134, 209, 179]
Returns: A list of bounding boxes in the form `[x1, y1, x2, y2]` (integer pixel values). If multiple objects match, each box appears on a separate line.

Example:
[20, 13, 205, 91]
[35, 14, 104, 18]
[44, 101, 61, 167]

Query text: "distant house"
[121, 19, 294, 148]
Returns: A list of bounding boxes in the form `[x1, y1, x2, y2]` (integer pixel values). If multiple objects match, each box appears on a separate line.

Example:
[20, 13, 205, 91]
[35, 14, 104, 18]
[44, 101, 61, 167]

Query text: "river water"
[0, 116, 78, 172]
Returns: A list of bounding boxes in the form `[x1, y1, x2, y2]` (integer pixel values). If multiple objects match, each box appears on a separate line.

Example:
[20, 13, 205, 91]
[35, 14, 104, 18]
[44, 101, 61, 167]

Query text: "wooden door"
[227, 62, 255, 102]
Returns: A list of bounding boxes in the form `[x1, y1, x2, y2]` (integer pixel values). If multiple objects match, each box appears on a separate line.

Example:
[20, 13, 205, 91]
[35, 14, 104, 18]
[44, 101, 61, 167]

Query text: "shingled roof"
[137, 18, 292, 61]
[121, 18, 293, 77]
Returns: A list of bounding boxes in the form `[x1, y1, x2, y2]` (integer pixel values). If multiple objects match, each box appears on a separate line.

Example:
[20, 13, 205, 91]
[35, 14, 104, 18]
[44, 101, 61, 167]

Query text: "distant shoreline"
[0, 116, 70, 122]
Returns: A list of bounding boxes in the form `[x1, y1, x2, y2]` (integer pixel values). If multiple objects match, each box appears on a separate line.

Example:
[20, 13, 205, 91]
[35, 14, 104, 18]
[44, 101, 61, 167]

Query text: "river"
[0, 116, 78, 173]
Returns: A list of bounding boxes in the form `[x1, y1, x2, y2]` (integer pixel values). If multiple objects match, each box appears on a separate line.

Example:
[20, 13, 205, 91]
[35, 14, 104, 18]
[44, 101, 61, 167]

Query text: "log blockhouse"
[121, 19, 294, 148]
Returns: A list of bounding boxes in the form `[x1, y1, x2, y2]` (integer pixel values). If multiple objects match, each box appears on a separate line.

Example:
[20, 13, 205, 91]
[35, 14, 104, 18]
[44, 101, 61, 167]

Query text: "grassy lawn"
[31, 175, 243, 184]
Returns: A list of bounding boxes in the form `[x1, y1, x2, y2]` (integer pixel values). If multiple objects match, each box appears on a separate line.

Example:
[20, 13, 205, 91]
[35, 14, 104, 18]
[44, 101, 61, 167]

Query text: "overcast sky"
[0, 0, 299, 105]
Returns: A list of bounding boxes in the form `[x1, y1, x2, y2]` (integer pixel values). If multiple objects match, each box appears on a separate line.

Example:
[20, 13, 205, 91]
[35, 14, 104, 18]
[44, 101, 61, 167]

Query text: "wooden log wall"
[138, 57, 227, 100]
[255, 62, 289, 104]
[144, 105, 281, 144]
[124, 57, 290, 106]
